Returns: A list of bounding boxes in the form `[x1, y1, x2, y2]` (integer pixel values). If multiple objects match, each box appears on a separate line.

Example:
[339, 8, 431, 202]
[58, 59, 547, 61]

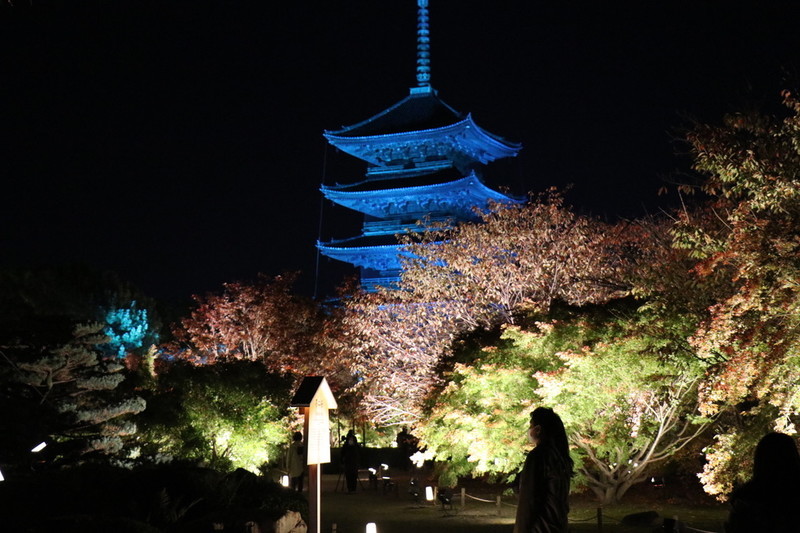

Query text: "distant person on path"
[396, 426, 419, 470]
[725, 432, 800, 533]
[286, 431, 305, 491]
[341, 429, 360, 493]
[514, 407, 573, 533]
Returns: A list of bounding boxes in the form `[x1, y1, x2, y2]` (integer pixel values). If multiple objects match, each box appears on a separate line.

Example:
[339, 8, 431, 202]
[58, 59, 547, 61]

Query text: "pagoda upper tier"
[324, 87, 521, 169]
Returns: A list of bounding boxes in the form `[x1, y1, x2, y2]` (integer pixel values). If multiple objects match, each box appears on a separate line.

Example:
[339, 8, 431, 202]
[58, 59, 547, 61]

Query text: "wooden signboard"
[290, 376, 337, 533]
[307, 395, 332, 464]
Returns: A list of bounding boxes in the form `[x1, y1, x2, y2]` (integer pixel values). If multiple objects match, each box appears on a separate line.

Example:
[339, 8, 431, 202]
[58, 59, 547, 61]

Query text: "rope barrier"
[463, 493, 496, 504]
[569, 515, 602, 522]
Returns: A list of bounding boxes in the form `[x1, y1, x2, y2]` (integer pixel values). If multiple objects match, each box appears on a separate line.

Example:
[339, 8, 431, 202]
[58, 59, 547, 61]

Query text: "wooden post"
[496, 495, 502, 516]
[303, 406, 316, 533]
[309, 463, 320, 533]
[597, 507, 603, 532]
[460, 487, 466, 508]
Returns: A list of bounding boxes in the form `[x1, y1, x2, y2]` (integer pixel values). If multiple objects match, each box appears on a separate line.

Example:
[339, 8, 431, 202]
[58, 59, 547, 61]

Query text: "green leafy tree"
[417, 306, 710, 504]
[415, 325, 558, 486]
[136, 360, 291, 473]
[533, 315, 709, 503]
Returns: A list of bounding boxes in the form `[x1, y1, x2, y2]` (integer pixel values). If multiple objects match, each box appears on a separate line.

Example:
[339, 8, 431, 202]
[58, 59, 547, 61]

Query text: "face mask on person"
[527, 424, 541, 445]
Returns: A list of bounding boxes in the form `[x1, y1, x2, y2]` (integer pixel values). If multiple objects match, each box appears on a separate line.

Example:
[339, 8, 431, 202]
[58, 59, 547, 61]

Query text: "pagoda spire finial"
[416, 0, 431, 88]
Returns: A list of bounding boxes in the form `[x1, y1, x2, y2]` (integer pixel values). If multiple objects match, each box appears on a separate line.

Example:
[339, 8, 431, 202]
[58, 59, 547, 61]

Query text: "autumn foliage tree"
[400, 191, 631, 328]
[340, 193, 635, 426]
[174, 273, 326, 377]
[674, 92, 800, 497]
[337, 285, 459, 426]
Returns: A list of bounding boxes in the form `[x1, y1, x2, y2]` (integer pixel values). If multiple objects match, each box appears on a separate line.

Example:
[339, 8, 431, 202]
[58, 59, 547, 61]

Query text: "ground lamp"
[425, 486, 434, 501]
[366, 523, 377, 533]
[281, 475, 290, 487]
[291, 376, 337, 533]
[31, 442, 46, 453]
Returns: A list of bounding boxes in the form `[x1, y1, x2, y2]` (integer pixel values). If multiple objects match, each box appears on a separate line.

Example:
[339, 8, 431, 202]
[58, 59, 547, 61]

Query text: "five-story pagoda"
[318, 0, 522, 291]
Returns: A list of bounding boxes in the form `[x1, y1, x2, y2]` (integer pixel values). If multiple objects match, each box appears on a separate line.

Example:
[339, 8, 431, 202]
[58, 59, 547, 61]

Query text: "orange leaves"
[679, 93, 800, 418]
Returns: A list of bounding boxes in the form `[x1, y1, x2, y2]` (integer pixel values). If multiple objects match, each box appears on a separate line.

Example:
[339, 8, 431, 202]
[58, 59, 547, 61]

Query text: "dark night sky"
[2, 1, 799, 304]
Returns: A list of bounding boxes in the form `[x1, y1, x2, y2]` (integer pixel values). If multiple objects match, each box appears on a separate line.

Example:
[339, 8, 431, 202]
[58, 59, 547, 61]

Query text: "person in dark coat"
[725, 432, 800, 533]
[514, 407, 573, 533]
[341, 429, 360, 493]
[396, 426, 418, 470]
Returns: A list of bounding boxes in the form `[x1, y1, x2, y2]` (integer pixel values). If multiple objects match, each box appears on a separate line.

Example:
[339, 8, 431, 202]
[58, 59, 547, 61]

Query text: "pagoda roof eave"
[316, 241, 410, 271]
[321, 172, 523, 218]
[324, 114, 521, 166]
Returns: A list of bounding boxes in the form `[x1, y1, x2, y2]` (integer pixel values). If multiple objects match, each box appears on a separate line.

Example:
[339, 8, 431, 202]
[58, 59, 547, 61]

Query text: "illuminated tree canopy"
[416, 305, 710, 504]
[136, 360, 291, 473]
[671, 92, 800, 497]
[400, 191, 631, 328]
[174, 273, 324, 375]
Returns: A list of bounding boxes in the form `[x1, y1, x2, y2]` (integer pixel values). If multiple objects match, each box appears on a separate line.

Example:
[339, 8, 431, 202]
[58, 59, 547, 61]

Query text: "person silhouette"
[286, 431, 305, 491]
[396, 426, 418, 470]
[725, 432, 800, 532]
[341, 429, 360, 493]
[513, 407, 573, 533]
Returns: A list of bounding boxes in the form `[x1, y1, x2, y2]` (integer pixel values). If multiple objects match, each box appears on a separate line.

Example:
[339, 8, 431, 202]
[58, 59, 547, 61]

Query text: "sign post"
[291, 376, 337, 533]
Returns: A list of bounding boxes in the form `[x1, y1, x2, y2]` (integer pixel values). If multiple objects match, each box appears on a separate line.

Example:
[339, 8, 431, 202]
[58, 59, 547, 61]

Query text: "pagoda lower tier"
[316, 238, 408, 292]
[318, 169, 522, 291]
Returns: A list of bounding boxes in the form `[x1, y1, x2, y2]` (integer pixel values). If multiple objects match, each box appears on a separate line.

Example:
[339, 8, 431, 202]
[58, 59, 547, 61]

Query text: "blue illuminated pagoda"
[318, 0, 522, 291]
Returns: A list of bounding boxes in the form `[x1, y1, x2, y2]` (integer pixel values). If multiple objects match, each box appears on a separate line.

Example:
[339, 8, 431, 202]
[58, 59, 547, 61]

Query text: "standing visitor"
[514, 407, 573, 533]
[725, 432, 800, 532]
[396, 426, 419, 470]
[341, 429, 360, 493]
[287, 431, 305, 491]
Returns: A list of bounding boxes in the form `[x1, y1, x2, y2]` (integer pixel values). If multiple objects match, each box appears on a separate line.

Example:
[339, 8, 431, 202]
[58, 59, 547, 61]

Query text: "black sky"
[2, 1, 799, 304]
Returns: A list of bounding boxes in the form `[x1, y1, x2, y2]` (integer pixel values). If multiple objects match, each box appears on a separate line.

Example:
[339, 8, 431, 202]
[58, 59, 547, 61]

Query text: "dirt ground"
[317, 472, 728, 533]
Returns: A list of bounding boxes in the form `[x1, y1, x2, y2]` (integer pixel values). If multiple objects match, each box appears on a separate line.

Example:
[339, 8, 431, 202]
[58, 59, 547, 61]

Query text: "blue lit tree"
[102, 301, 158, 358]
